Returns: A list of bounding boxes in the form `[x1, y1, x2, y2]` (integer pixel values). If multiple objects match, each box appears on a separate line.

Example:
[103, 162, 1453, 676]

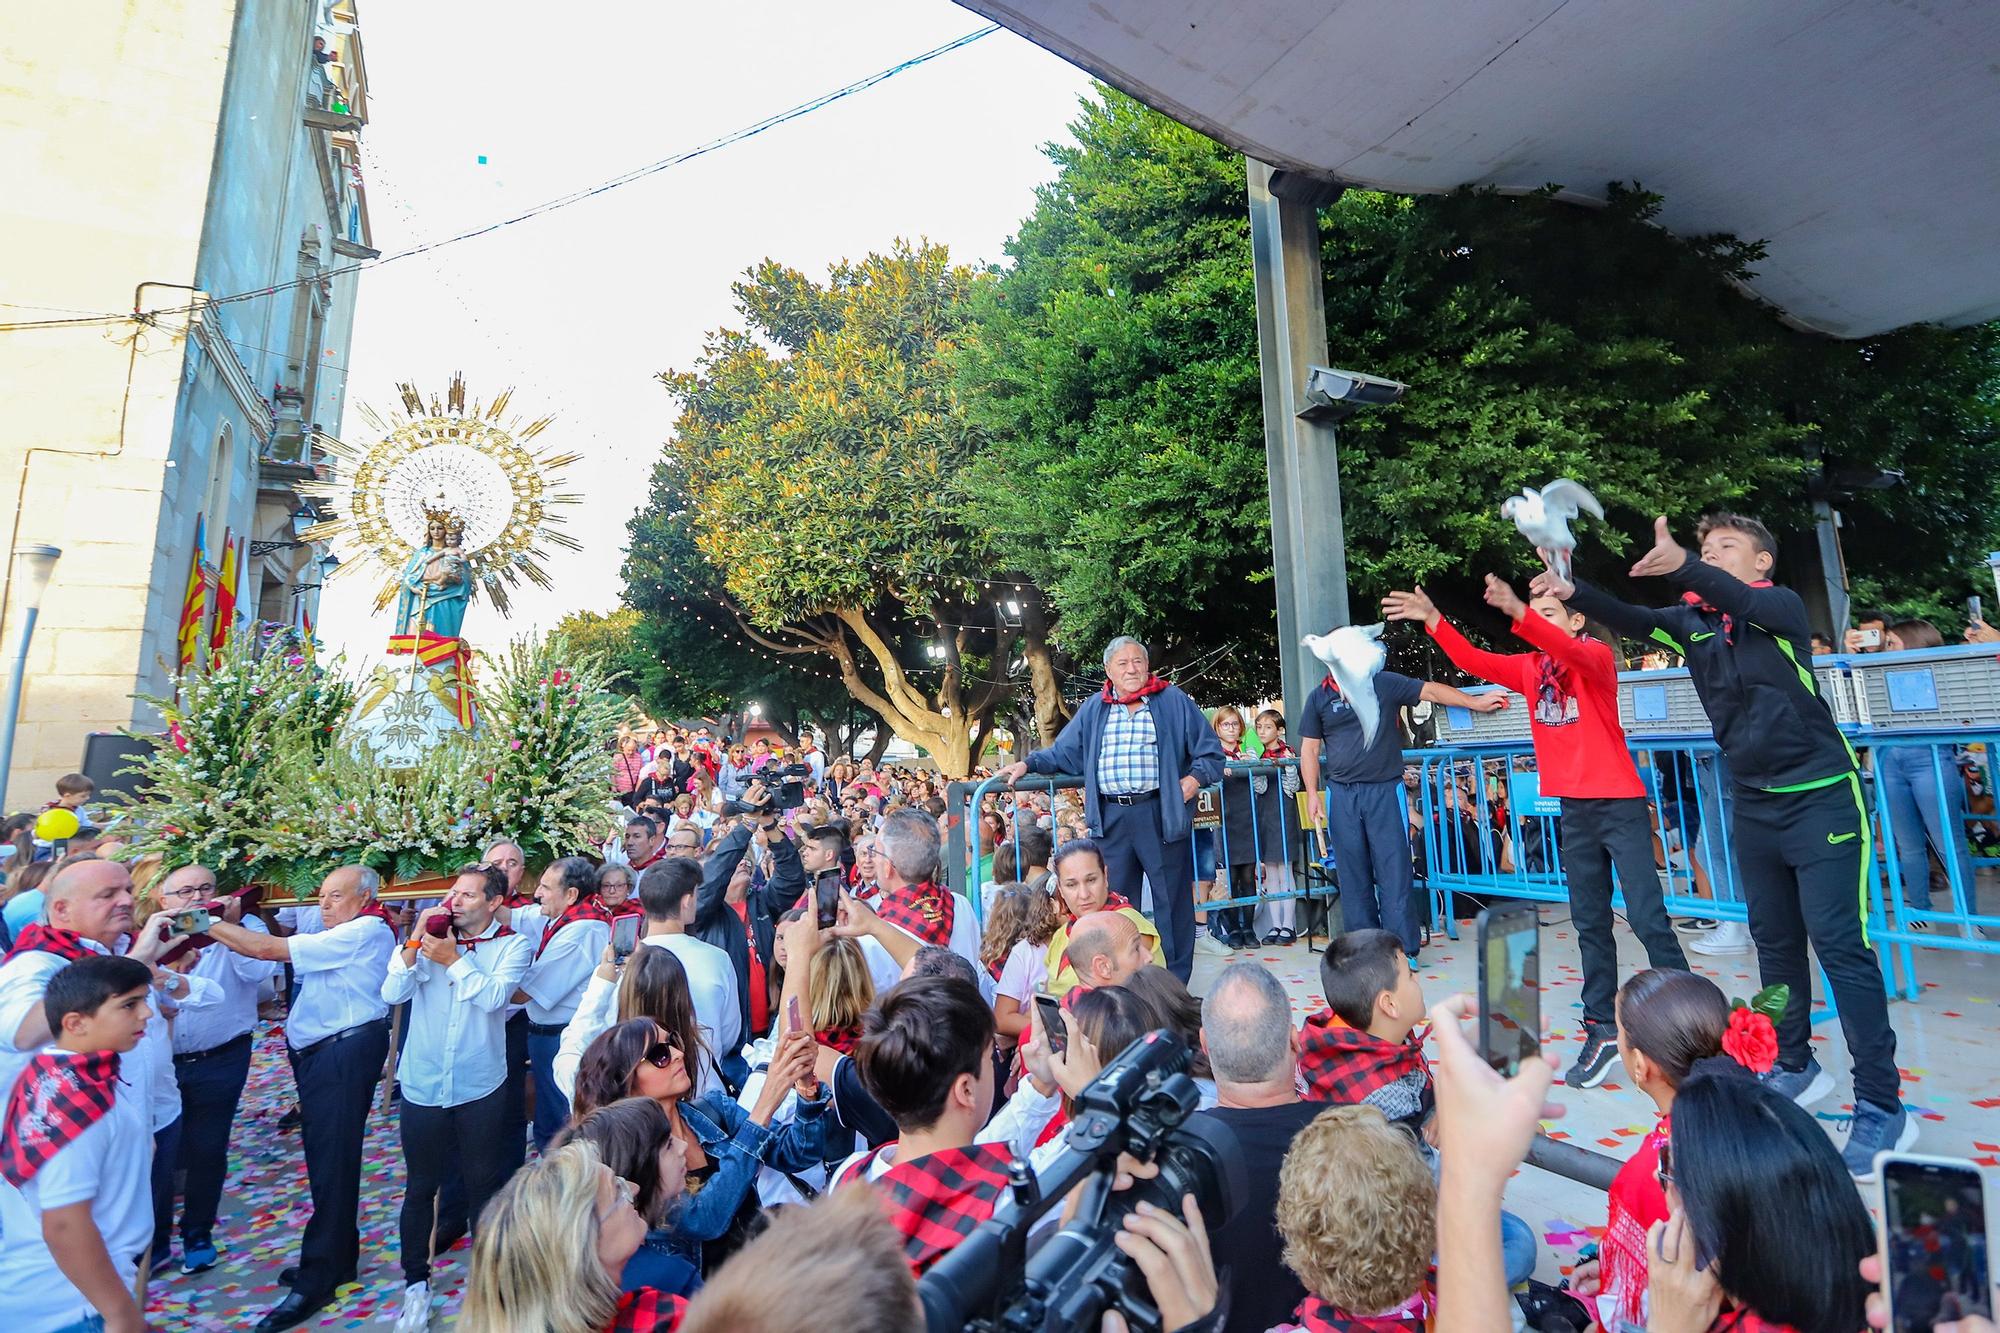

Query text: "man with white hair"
[997, 635, 1225, 980]
[205, 865, 397, 1332]
[834, 808, 985, 997]
[1195, 962, 1319, 1331]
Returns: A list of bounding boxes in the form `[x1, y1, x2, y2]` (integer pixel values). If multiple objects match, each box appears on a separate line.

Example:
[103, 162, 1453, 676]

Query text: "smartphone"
[1476, 903, 1541, 1077]
[611, 914, 641, 961]
[1858, 627, 1884, 648]
[1971, 596, 1985, 627]
[168, 907, 214, 937]
[1878, 1153, 1994, 1333]
[1033, 992, 1068, 1058]
[787, 996, 804, 1034]
[813, 869, 844, 930]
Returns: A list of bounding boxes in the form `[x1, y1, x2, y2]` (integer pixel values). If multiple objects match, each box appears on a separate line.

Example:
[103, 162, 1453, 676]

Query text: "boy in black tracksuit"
[1536, 512, 1907, 1179]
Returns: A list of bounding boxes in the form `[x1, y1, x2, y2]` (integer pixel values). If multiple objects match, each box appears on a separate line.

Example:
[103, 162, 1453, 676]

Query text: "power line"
[0, 24, 1003, 335]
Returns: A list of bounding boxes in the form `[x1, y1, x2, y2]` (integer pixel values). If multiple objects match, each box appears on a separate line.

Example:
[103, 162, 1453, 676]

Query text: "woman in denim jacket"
[572, 1016, 829, 1273]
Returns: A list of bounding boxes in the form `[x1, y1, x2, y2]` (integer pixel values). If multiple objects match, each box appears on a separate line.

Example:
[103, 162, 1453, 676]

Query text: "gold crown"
[421, 493, 459, 532]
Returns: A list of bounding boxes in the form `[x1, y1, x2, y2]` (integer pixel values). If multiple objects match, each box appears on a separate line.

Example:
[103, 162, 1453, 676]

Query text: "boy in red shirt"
[1383, 577, 1688, 1089]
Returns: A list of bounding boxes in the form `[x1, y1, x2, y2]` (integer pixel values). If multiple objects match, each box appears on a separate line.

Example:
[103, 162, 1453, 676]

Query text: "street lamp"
[0, 544, 62, 812]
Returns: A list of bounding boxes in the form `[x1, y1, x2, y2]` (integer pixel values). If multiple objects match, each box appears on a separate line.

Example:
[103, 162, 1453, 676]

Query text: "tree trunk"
[1019, 625, 1072, 750]
[864, 725, 893, 766]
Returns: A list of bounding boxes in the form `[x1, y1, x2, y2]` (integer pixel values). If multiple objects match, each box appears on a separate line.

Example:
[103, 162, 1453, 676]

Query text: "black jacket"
[692, 822, 807, 1034]
[1567, 555, 1854, 790]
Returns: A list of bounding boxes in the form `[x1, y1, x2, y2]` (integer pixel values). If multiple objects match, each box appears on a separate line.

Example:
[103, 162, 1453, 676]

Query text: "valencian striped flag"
[175, 514, 208, 672]
[208, 530, 239, 666]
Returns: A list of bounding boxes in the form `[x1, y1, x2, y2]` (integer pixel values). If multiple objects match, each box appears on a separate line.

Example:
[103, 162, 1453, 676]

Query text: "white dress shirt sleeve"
[519, 920, 607, 1015]
[381, 944, 422, 1005]
[289, 915, 382, 973]
[447, 934, 531, 1011]
[553, 968, 618, 1099]
[976, 1079, 1062, 1162]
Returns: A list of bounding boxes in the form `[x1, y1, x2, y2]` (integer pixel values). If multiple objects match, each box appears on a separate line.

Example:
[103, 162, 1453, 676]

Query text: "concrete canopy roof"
[958, 0, 2000, 338]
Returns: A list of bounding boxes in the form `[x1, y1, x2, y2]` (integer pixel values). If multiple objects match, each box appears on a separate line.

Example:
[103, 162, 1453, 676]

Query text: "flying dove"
[1501, 478, 1604, 583]
[1303, 624, 1388, 749]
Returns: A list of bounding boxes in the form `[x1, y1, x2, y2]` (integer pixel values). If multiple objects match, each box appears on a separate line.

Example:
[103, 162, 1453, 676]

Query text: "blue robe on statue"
[395, 546, 470, 638]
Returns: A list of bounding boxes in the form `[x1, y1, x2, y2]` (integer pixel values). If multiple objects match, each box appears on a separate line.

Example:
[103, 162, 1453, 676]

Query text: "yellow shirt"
[1043, 906, 1166, 994]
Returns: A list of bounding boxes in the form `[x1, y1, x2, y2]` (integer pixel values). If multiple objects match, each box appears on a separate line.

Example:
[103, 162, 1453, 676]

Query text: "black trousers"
[1561, 796, 1689, 1027]
[172, 1031, 254, 1247]
[1099, 795, 1195, 981]
[398, 1084, 512, 1284]
[502, 1011, 529, 1171]
[1734, 776, 1899, 1110]
[287, 1020, 390, 1300]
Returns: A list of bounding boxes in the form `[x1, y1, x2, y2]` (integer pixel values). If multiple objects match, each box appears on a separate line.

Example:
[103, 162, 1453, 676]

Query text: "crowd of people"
[0, 503, 1990, 1333]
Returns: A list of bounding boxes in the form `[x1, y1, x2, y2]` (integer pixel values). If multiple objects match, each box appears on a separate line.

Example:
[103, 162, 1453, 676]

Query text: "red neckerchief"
[458, 921, 517, 953]
[1293, 1285, 1434, 1331]
[1680, 580, 1772, 646]
[985, 957, 1005, 982]
[1034, 1104, 1069, 1148]
[1101, 675, 1170, 706]
[1602, 1115, 1671, 1330]
[629, 848, 665, 872]
[1221, 740, 1242, 759]
[0, 1050, 122, 1186]
[1320, 675, 1341, 694]
[3, 924, 97, 964]
[607, 898, 645, 920]
[1298, 1009, 1430, 1104]
[875, 881, 954, 947]
[352, 901, 399, 933]
[607, 1287, 687, 1332]
[534, 894, 611, 960]
[871, 1141, 1015, 1273]
[814, 1023, 863, 1056]
[1264, 740, 1294, 760]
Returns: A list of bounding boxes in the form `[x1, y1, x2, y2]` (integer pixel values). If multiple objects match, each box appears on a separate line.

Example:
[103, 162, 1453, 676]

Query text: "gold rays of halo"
[299, 372, 584, 620]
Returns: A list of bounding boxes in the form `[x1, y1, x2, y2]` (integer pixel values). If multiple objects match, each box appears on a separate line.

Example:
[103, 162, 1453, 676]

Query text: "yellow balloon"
[34, 808, 79, 842]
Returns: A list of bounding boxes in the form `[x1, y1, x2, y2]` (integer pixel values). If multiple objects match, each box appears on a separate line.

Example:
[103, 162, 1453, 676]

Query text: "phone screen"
[1478, 905, 1540, 1076]
[1883, 1157, 1992, 1333]
[1034, 993, 1068, 1058]
[611, 915, 640, 960]
[787, 996, 804, 1034]
[814, 870, 843, 930]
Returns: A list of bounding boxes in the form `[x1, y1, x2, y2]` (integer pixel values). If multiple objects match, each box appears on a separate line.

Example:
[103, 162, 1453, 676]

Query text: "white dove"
[1302, 624, 1389, 749]
[1502, 478, 1604, 583]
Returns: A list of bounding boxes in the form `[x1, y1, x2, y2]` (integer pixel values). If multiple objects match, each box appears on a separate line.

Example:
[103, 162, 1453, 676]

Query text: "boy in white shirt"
[0, 954, 156, 1333]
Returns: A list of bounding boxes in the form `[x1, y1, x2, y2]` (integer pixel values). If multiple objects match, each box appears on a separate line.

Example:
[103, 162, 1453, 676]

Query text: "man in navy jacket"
[997, 636, 1225, 980]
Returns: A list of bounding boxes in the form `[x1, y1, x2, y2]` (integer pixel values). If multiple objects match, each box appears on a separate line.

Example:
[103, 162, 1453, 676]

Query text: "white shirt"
[141, 971, 218, 1131]
[553, 968, 722, 1101]
[172, 917, 280, 1055]
[381, 920, 533, 1108]
[274, 905, 324, 934]
[856, 891, 993, 1003]
[829, 1078, 1060, 1190]
[519, 917, 610, 1026]
[0, 939, 110, 1097]
[286, 913, 396, 1048]
[0, 1049, 153, 1333]
[996, 937, 1048, 1007]
[642, 930, 742, 1055]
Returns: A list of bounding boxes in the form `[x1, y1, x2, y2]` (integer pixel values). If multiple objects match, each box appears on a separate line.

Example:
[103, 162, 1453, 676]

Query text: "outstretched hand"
[1381, 587, 1440, 627]
[1628, 515, 1688, 580]
[1483, 574, 1528, 621]
[1528, 550, 1575, 602]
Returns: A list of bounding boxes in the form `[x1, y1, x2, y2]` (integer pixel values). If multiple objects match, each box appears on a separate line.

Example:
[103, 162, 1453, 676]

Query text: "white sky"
[318, 2, 1091, 663]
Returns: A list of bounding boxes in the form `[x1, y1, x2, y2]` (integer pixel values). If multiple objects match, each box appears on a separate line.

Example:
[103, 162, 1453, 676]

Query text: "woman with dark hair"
[553, 1097, 701, 1300]
[571, 1016, 828, 1274]
[555, 945, 716, 1104]
[1652, 1070, 1875, 1333]
[1119, 965, 1214, 1091]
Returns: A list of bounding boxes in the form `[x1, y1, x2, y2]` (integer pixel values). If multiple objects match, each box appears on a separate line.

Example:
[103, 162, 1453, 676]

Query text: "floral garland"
[119, 630, 624, 894]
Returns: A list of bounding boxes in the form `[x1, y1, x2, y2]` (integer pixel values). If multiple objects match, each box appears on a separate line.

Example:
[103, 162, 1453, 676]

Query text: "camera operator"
[692, 782, 803, 1070]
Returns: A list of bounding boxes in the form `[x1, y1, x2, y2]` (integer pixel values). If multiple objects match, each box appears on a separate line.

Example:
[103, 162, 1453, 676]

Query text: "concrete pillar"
[1247, 159, 1349, 729]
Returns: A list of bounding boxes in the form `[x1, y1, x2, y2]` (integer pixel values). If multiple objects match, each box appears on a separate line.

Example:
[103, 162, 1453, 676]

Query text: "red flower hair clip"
[1720, 983, 1789, 1075]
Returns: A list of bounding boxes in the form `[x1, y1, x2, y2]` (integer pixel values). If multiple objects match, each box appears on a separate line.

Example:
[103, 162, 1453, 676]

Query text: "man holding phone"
[380, 864, 531, 1333]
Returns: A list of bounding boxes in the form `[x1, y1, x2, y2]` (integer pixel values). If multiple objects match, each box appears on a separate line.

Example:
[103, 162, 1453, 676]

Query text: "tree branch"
[836, 607, 931, 718]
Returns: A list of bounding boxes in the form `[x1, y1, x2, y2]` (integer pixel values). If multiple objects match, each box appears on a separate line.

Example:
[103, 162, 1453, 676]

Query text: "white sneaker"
[1193, 932, 1232, 957]
[1689, 920, 1752, 955]
[395, 1281, 432, 1333]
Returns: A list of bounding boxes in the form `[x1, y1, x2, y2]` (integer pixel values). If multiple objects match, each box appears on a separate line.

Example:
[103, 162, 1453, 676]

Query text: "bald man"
[206, 866, 396, 1332]
[1064, 911, 1153, 992]
[156, 864, 279, 1274]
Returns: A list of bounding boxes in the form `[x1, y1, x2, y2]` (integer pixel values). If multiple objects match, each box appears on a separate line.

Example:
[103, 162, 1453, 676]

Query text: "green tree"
[962, 89, 2000, 680]
[628, 242, 1068, 777]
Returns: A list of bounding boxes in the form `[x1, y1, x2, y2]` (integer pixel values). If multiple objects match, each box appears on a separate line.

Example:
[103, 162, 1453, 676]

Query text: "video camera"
[919, 1029, 1244, 1333]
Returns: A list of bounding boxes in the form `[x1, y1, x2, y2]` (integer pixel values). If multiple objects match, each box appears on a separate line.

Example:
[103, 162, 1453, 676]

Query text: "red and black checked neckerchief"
[1679, 580, 1773, 647]
[504, 893, 536, 911]
[1292, 1288, 1434, 1331]
[1264, 740, 1295, 760]
[985, 957, 1005, 983]
[608, 898, 645, 920]
[869, 1141, 1015, 1273]
[2, 924, 96, 964]
[607, 1287, 687, 1332]
[457, 922, 516, 953]
[1297, 1009, 1429, 1104]
[0, 1050, 122, 1186]
[535, 894, 611, 960]
[814, 1023, 863, 1056]
[875, 882, 954, 947]
[1101, 675, 1170, 706]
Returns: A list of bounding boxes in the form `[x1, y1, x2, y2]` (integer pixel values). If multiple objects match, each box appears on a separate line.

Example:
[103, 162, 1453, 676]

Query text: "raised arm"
[694, 821, 755, 935]
[759, 822, 806, 917]
[1024, 700, 1092, 777]
[1508, 601, 1618, 681]
[1664, 555, 1810, 637]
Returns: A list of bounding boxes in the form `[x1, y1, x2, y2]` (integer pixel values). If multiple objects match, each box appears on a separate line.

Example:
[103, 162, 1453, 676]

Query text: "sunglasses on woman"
[628, 1040, 679, 1082]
